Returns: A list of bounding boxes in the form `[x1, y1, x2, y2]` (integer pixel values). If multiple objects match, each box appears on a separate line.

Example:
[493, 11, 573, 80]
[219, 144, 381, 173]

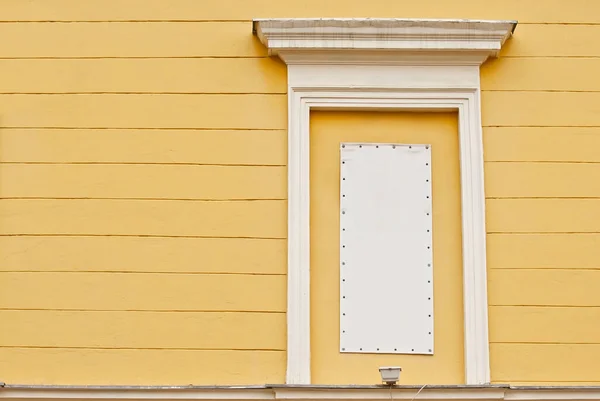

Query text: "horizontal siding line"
[0, 21, 598, 26]
[0, 345, 285, 352]
[491, 305, 600, 308]
[0, 56, 269, 60]
[0, 162, 286, 167]
[518, 22, 600, 26]
[0, 90, 598, 95]
[0, 234, 286, 240]
[485, 161, 600, 164]
[4, 125, 600, 130]
[0, 92, 287, 95]
[486, 196, 600, 200]
[0, 92, 286, 97]
[482, 90, 600, 93]
[488, 231, 600, 235]
[484, 125, 600, 128]
[0, 308, 285, 313]
[490, 305, 600, 308]
[502, 56, 600, 59]
[11, 197, 600, 202]
[488, 231, 600, 234]
[0, 197, 287, 202]
[2, 56, 600, 60]
[491, 267, 600, 271]
[0, 309, 285, 314]
[490, 342, 600, 345]
[0, 127, 285, 131]
[0, 271, 286, 276]
[0, 128, 286, 132]
[0, 20, 252, 23]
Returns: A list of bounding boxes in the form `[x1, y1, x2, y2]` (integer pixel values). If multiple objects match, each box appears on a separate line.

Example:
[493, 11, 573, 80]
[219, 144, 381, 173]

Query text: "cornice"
[253, 18, 517, 65]
[2, 385, 600, 401]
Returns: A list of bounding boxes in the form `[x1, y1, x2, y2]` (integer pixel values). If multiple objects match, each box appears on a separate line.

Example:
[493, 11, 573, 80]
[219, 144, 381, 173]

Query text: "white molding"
[0, 387, 274, 400]
[253, 18, 516, 65]
[285, 83, 488, 385]
[505, 389, 600, 401]
[3, 386, 600, 401]
[274, 387, 507, 401]
[253, 18, 516, 386]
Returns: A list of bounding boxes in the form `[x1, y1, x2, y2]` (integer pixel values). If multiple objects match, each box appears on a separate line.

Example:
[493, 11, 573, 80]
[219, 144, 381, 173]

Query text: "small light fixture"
[379, 366, 402, 385]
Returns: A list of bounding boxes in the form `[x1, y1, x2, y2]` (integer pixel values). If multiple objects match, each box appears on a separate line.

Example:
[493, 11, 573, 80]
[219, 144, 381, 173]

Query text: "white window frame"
[254, 18, 517, 386]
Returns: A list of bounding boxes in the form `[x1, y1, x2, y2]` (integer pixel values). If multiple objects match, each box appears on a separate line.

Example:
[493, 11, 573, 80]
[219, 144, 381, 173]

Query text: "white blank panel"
[339, 143, 433, 355]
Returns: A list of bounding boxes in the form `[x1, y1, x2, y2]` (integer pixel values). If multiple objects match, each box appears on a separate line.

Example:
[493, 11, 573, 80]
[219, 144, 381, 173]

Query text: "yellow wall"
[0, 0, 599, 386]
[310, 111, 464, 385]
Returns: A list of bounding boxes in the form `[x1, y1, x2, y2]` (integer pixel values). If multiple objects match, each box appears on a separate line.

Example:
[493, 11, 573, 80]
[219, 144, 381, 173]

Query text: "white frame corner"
[254, 18, 517, 386]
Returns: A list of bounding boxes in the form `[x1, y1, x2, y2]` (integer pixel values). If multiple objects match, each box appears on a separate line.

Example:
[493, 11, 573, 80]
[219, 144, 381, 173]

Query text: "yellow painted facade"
[310, 112, 464, 385]
[0, 0, 599, 387]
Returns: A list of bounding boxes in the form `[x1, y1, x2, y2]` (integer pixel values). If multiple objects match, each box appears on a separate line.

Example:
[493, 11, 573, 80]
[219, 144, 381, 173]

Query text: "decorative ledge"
[253, 18, 517, 65]
[3, 385, 600, 401]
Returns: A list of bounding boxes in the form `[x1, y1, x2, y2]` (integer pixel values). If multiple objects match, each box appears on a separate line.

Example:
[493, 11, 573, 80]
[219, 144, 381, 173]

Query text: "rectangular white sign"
[339, 143, 434, 355]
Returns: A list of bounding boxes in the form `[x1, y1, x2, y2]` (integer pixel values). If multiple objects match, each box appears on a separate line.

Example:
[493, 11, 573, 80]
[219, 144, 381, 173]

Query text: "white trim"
[274, 387, 506, 401]
[286, 83, 488, 385]
[253, 18, 516, 386]
[3, 386, 600, 401]
[253, 18, 516, 65]
[0, 387, 274, 400]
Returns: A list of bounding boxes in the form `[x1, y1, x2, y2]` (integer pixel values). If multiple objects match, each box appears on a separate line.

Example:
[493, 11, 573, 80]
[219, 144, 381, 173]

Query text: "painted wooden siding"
[480, 4, 600, 386]
[0, 129, 286, 164]
[0, 348, 284, 385]
[0, 0, 597, 23]
[0, 4, 288, 386]
[0, 0, 598, 387]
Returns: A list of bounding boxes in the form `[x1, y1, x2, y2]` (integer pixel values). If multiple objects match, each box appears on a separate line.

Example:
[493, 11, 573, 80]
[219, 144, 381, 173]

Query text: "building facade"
[0, 1, 599, 399]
